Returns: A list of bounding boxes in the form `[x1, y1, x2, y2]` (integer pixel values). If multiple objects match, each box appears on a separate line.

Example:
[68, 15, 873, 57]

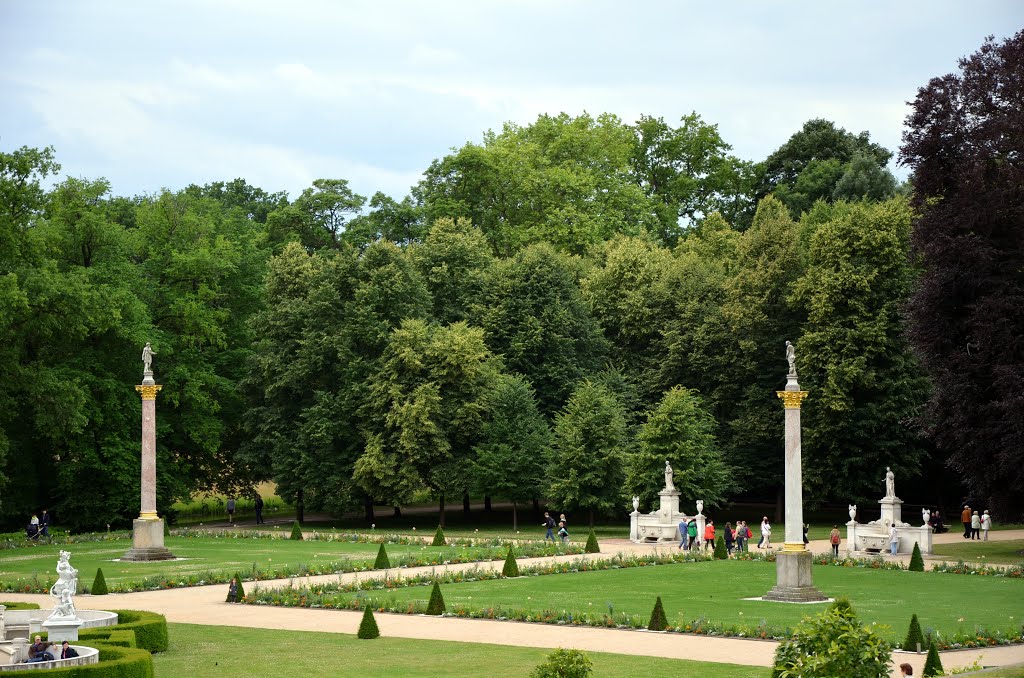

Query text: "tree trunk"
[512, 502, 518, 532]
[393, 506, 402, 518]
[588, 508, 595, 528]
[439, 494, 446, 528]
[296, 488, 305, 524]
[484, 495, 492, 512]
[532, 498, 541, 520]
[463, 490, 471, 514]
[364, 497, 375, 524]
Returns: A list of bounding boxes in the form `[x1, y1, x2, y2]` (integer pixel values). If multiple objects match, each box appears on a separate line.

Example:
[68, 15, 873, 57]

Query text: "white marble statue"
[785, 340, 797, 376]
[47, 551, 79, 620]
[632, 496, 640, 513]
[922, 508, 931, 526]
[142, 342, 155, 374]
[696, 499, 704, 515]
[664, 460, 675, 492]
[848, 504, 857, 521]
[884, 466, 895, 498]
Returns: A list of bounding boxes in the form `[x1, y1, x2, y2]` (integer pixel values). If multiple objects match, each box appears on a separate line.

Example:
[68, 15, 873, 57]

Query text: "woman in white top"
[981, 511, 992, 541]
[889, 524, 899, 556]
[759, 517, 772, 549]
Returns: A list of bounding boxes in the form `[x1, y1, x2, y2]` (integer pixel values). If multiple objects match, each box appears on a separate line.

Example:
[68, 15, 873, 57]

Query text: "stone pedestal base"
[121, 519, 176, 561]
[763, 550, 827, 603]
[41, 617, 83, 642]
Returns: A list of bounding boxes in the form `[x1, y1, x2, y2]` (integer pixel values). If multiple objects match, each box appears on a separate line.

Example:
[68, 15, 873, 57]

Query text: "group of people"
[26, 636, 78, 663]
[542, 512, 570, 543]
[226, 495, 266, 524]
[960, 505, 992, 540]
[675, 517, 773, 554]
[26, 510, 51, 541]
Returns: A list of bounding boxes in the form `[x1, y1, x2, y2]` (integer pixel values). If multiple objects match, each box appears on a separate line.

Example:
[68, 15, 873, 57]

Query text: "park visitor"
[900, 662, 913, 676]
[687, 518, 698, 549]
[678, 518, 689, 550]
[254, 494, 265, 524]
[961, 505, 972, 538]
[724, 522, 735, 554]
[542, 512, 556, 541]
[27, 636, 53, 663]
[704, 520, 715, 550]
[60, 641, 78, 659]
[971, 510, 981, 540]
[829, 525, 841, 557]
[226, 497, 236, 523]
[557, 521, 569, 544]
[981, 510, 991, 540]
[889, 524, 899, 555]
[758, 517, 771, 549]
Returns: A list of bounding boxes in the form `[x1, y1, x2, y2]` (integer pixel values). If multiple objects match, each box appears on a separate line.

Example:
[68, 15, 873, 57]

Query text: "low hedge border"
[78, 628, 138, 649]
[0, 600, 40, 609]
[106, 610, 168, 653]
[7, 642, 153, 678]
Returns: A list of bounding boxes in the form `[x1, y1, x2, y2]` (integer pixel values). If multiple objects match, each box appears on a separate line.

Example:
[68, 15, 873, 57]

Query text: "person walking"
[703, 520, 715, 551]
[557, 521, 569, 544]
[743, 521, 753, 551]
[254, 495, 264, 524]
[970, 510, 981, 540]
[40, 510, 51, 538]
[961, 505, 972, 539]
[759, 517, 772, 549]
[802, 523, 809, 545]
[829, 525, 841, 558]
[981, 510, 992, 540]
[724, 522, 735, 555]
[542, 512, 556, 542]
[687, 518, 698, 550]
[678, 518, 689, 550]
[889, 523, 899, 556]
[226, 497, 236, 524]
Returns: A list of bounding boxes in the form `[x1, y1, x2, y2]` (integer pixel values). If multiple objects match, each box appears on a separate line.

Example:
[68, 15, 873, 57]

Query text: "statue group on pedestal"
[47, 551, 78, 620]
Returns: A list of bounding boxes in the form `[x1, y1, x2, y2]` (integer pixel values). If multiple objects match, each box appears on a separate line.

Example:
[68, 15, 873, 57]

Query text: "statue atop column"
[785, 341, 797, 376]
[664, 460, 675, 492]
[884, 466, 895, 498]
[142, 342, 155, 375]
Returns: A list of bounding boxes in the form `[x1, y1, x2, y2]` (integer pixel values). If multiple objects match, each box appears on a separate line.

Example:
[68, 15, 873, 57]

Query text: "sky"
[1, 1, 1021, 202]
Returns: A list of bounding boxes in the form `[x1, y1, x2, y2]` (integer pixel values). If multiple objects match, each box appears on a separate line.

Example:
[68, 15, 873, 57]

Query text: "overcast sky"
[1, 1, 1020, 201]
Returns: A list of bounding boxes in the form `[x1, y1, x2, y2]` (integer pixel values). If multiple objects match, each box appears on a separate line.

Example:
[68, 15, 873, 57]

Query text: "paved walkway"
[3, 532, 1021, 676]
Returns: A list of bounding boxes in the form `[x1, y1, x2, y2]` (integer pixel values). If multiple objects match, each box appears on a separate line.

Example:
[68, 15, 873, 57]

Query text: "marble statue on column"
[142, 342, 154, 374]
[785, 341, 797, 376]
[884, 467, 895, 498]
[664, 460, 674, 492]
[47, 551, 78, 621]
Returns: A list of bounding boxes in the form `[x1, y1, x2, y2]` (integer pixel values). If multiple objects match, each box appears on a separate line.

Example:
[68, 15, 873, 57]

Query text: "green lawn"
[319, 560, 1022, 642]
[932, 539, 1024, 565]
[0, 537, 524, 587]
[152, 623, 767, 678]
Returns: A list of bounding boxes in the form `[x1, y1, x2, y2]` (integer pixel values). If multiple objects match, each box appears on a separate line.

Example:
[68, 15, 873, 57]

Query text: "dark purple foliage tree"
[900, 31, 1024, 520]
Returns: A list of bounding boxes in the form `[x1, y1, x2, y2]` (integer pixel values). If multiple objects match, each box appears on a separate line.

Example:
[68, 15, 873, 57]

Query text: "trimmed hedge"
[647, 596, 668, 631]
[713, 535, 727, 560]
[922, 638, 944, 677]
[0, 600, 40, 609]
[290, 520, 303, 540]
[584, 530, 600, 553]
[501, 546, 520, 577]
[432, 526, 446, 546]
[107, 610, 169, 653]
[425, 581, 446, 615]
[909, 542, 924, 572]
[91, 568, 109, 595]
[15, 643, 153, 678]
[357, 605, 380, 639]
[904, 613, 925, 652]
[78, 629, 138, 649]
[374, 543, 391, 569]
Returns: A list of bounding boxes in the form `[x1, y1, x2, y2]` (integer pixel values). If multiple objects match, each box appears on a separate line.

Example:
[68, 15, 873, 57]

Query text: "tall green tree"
[411, 217, 494, 325]
[627, 386, 732, 510]
[471, 374, 551, 530]
[793, 199, 929, 503]
[900, 31, 1024, 519]
[547, 381, 627, 526]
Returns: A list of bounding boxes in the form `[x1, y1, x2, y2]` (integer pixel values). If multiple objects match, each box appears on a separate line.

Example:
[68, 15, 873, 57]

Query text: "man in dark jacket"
[27, 636, 53, 662]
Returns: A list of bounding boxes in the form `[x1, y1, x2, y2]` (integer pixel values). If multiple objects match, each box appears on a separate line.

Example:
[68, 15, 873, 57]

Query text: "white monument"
[122, 344, 176, 561]
[41, 551, 83, 642]
[630, 460, 705, 543]
[763, 341, 826, 602]
[845, 466, 932, 555]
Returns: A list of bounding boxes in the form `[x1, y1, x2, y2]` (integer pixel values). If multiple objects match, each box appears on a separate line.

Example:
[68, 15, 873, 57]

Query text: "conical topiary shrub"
[647, 596, 668, 631]
[290, 520, 303, 540]
[713, 535, 728, 560]
[502, 546, 520, 577]
[432, 525, 446, 546]
[374, 543, 391, 569]
[91, 568, 108, 595]
[909, 542, 924, 572]
[904, 613, 925, 652]
[233, 573, 246, 602]
[922, 637, 944, 677]
[357, 605, 380, 639]
[425, 581, 446, 615]
[584, 529, 600, 553]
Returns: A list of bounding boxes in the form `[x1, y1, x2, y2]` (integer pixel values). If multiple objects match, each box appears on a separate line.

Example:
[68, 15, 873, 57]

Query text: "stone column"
[764, 371, 826, 602]
[122, 370, 175, 561]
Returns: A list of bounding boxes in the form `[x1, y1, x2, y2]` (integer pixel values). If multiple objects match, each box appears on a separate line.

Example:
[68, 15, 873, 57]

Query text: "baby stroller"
[26, 522, 40, 541]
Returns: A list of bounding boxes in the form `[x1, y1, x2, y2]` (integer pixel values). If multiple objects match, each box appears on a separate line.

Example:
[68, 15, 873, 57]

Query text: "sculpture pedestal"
[879, 496, 903, 528]
[41, 617, 83, 643]
[121, 518, 176, 561]
[657, 490, 680, 519]
[763, 549, 827, 603]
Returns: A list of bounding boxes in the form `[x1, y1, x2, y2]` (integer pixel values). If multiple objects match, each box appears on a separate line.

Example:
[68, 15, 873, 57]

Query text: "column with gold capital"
[122, 343, 176, 561]
[763, 341, 825, 602]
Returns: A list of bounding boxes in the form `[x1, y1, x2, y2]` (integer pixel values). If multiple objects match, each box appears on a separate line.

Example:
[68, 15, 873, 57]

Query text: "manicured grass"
[0, 537, 518, 586]
[153, 623, 767, 677]
[932, 539, 1024, 565]
[328, 560, 1023, 642]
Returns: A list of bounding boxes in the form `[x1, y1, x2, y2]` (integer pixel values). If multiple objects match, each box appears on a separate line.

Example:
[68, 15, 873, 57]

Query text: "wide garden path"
[4, 531, 1022, 677]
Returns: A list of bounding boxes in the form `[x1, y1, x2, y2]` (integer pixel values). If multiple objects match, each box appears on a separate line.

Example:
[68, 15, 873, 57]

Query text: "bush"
[903, 613, 925, 652]
[531, 648, 593, 678]
[647, 596, 668, 631]
[502, 546, 520, 577]
[78, 629, 137, 648]
[357, 605, 380, 639]
[91, 568, 109, 596]
[909, 542, 924, 572]
[290, 520, 303, 541]
[830, 597, 855, 617]
[772, 604, 891, 677]
[108, 610, 169, 653]
[41, 643, 154, 678]
[713, 535, 727, 560]
[584, 529, 600, 553]
[922, 638, 944, 677]
[425, 581, 446, 615]
[226, 574, 245, 603]
[432, 525, 446, 546]
[374, 543, 391, 569]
